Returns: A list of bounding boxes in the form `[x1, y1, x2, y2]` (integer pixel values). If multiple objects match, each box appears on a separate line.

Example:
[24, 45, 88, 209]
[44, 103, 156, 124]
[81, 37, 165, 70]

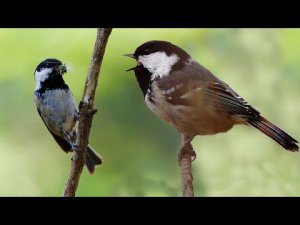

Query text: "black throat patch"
[134, 66, 153, 97]
[36, 74, 69, 95]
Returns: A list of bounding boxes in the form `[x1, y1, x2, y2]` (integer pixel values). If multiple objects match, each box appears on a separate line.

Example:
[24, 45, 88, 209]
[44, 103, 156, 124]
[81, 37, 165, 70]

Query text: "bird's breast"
[145, 81, 194, 132]
[35, 89, 78, 136]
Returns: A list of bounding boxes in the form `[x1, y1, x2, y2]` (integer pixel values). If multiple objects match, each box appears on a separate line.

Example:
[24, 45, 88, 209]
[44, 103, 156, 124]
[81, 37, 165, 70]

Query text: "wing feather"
[37, 108, 72, 153]
[157, 59, 260, 119]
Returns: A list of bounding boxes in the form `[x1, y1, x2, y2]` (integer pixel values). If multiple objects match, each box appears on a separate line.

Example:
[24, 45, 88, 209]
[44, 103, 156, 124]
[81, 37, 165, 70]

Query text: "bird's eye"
[145, 49, 150, 53]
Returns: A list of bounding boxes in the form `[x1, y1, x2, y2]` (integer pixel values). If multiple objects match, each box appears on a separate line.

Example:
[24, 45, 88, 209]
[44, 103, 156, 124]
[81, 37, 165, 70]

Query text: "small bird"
[125, 40, 298, 161]
[34, 58, 102, 173]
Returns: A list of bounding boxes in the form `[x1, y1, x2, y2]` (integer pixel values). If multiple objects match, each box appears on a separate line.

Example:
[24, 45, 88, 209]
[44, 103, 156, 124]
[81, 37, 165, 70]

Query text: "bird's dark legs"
[178, 135, 196, 165]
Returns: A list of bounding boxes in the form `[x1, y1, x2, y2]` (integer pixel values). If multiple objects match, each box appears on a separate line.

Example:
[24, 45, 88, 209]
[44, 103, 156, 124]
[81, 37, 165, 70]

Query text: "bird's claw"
[177, 149, 197, 166]
[79, 101, 85, 110]
[190, 150, 197, 161]
[75, 112, 80, 121]
[71, 144, 78, 151]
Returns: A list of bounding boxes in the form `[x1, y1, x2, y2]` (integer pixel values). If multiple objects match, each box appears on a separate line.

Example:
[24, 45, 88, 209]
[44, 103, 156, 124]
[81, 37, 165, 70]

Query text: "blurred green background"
[0, 29, 299, 196]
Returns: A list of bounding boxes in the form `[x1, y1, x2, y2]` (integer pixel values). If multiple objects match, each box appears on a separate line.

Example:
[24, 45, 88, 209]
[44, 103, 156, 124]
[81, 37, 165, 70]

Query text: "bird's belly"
[189, 111, 234, 135]
[35, 90, 77, 136]
[145, 94, 234, 136]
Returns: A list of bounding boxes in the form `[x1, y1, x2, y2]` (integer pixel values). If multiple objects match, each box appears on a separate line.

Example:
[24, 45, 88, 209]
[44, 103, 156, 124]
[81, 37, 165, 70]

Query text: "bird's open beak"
[58, 64, 67, 75]
[124, 54, 137, 72]
[126, 66, 138, 72]
[123, 53, 136, 59]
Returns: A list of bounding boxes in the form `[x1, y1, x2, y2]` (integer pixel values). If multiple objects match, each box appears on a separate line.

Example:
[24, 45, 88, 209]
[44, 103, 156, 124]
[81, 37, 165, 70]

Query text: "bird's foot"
[71, 144, 78, 152]
[178, 135, 196, 165]
[190, 150, 197, 161]
[178, 148, 196, 166]
[79, 101, 85, 110]
[74, 111, 80, 121]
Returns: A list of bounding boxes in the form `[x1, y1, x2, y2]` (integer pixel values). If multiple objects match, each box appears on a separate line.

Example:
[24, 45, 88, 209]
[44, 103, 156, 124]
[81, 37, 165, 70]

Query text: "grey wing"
[158, 59, 260, 119]
[36, 108, 72, 153]
[36, 90, 78, 135]
[34, 89, 79, 148]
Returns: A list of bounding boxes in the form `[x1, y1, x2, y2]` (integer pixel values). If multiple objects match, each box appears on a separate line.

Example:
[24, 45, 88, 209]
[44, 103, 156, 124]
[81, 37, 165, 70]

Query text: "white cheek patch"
[138, 52, 179, 79]
[34, 68, 53, 90]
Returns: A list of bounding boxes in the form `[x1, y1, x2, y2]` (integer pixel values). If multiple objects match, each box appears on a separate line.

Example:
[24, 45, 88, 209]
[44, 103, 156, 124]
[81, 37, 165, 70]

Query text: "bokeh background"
[0, 29, 299, 196]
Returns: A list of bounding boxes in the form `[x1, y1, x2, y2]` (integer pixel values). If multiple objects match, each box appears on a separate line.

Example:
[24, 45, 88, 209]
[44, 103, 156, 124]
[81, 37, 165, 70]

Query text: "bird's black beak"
[123, 53, 136, 59]
[126, 66, 138, 72]
[124, 53, 137, 72]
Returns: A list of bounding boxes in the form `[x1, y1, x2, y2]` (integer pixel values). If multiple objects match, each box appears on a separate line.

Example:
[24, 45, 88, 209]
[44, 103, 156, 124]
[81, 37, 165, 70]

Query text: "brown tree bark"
[63, 28, 112, 197]
[180, 153, 194, 197]
[179, 135, 195, 197]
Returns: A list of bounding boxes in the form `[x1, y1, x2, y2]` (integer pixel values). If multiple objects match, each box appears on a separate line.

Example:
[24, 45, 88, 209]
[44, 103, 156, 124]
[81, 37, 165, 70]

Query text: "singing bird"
[125, 40, 298, 160]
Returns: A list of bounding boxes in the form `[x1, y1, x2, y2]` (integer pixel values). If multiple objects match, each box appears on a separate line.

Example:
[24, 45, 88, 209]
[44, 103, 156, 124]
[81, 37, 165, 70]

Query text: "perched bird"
[34, 58, 102, 173]
[125, 40, 298, 160]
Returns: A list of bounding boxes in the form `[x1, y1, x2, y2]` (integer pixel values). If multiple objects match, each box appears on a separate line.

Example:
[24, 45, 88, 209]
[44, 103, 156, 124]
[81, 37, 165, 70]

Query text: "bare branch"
[180, 153, 194, 197]
[63, 28, 112, 197]
[179, 135, 195, 197]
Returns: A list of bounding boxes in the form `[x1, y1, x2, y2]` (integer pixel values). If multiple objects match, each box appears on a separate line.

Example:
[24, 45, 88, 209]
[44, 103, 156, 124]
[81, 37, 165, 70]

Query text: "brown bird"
[125, 40, 298, 161]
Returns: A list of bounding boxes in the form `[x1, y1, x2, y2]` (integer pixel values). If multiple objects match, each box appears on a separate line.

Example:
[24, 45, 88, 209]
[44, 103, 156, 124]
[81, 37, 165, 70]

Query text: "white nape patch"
[34, 68, 53, 91]
[180, 87, 203, 99]
[138, 52, 179, 79]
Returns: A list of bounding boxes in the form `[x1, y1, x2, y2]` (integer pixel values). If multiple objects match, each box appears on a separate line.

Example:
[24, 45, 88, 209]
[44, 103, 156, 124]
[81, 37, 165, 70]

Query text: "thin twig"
[180, 153, 194, 196]
[63, 28, 112, 197]
[179, 136, 194, 197]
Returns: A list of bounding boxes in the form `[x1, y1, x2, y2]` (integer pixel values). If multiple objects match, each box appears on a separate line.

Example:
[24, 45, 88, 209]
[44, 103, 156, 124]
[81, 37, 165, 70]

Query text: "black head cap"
[134, 40, 190, 61]
[34, 58, 69, 93]
[35, 58, 62, 72]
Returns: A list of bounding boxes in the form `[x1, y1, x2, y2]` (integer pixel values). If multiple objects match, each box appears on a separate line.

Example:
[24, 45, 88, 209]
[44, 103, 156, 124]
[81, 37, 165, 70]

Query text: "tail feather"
[248, 116, 298, 152]
[85, 145, 103, 174]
